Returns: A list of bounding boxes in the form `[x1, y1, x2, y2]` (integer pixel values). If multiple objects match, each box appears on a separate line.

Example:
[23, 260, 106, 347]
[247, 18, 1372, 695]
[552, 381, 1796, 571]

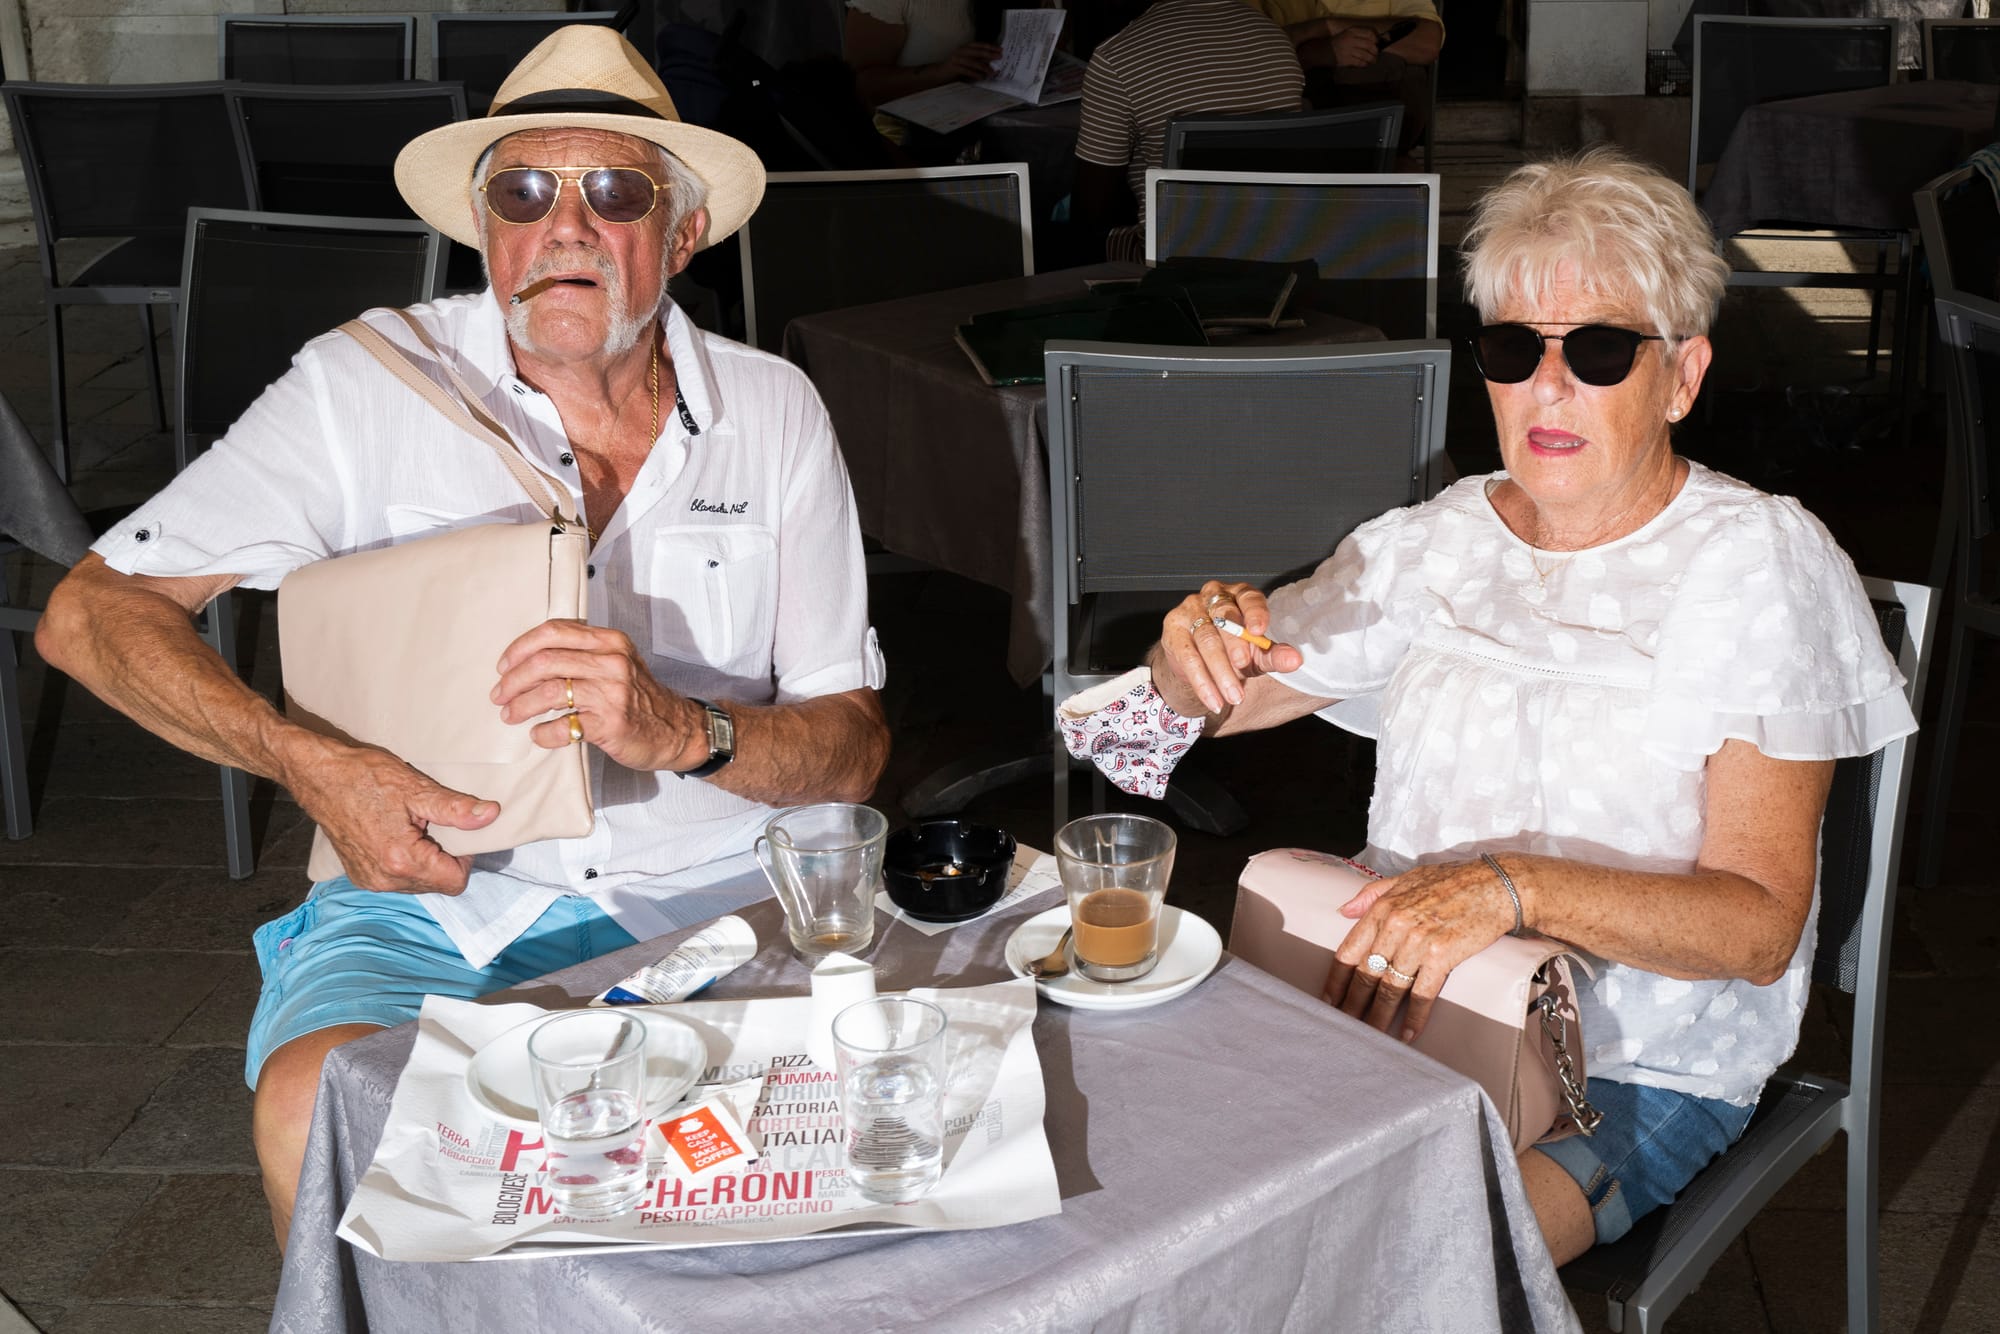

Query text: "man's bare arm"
[37, 554, 498, 891]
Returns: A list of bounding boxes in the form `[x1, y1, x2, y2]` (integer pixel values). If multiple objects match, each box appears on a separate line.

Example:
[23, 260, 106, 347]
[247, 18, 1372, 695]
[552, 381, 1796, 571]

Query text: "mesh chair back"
[1811, 599, 1902, 992]
[1936, 297, 2000, 554]
[1915, 165, 2000, 306]
[1047, 341, 1450, 611]
[177, 210, 441, 454]
[740, 166, 1033, 353]
[3, 83, 249, 252]
[432, 13, 622, 115]
[1689, 18, 1895, 195]
[1163, 103, 1403, 174]
[1924, 19, 2000, 83]
[221, 17, 415, 84]
[230, 83, 467, 219]
[1146, 170, 1438, 339]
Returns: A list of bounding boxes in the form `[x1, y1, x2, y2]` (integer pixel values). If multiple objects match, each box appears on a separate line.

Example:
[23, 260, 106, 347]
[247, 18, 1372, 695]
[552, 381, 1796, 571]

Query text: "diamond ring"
[1365, 952, 1389, 975]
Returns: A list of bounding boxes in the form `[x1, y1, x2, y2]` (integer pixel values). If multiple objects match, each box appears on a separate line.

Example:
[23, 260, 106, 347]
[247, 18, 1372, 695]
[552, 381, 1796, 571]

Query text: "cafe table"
[783, 262, 1384, 688]
[271, 889, 1581, 1332]
[1701, 79, 1999, 241]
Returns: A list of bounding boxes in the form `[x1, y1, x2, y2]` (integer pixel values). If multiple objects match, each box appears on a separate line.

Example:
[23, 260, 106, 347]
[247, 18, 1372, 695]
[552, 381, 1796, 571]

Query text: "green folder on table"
[1141, 256, 1314, 328]
[954, 288, 1209, 387]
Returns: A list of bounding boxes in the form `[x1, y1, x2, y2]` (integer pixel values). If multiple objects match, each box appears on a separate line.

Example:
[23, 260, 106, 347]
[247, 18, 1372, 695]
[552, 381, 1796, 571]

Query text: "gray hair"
[1460, 146, 1729, 350]
[470, 133, 709, 241]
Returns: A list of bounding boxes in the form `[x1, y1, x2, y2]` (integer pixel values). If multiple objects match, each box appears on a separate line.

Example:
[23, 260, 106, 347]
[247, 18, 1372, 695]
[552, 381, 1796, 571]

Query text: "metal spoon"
[1024, 926, 1074, 979]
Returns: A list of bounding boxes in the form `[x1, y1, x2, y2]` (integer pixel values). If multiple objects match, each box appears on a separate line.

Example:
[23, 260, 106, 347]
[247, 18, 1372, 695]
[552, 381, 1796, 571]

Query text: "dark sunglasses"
[1471, 323, 1669, 388]
[480, 166, 665, 226]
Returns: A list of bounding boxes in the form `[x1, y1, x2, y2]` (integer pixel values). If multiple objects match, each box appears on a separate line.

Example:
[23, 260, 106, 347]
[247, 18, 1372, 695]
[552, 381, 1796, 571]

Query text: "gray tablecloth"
[272, 893, 1581, 1333]
[1703, 80, 1998, 239]
[784, 264, 1382, 686]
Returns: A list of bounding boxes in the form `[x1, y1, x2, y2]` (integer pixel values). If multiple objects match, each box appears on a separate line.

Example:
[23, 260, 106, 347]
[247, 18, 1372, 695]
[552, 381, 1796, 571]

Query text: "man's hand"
[287, 736, 500, 895]
[1330, 25, 1380, 68]
[491, 619, 704, 773]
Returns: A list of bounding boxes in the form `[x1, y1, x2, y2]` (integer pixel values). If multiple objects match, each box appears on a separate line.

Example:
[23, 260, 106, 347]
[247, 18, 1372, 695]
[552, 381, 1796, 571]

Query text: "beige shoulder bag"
[279, 311, 592, 883]
[1231, 848, 1602, 1155]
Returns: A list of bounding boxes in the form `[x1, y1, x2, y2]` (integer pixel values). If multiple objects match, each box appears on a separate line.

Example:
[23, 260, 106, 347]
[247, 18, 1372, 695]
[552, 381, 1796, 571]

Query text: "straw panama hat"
[395, 25, 766, 251]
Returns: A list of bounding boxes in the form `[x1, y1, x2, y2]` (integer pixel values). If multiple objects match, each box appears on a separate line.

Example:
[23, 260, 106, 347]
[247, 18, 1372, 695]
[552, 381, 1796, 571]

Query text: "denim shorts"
[245, 877, 637, 1090]
[1532, 1077, 1756, 1245]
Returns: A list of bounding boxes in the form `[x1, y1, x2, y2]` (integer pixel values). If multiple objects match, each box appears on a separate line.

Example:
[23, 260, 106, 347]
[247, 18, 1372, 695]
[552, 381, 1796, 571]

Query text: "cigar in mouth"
[509, 277, 560, 305]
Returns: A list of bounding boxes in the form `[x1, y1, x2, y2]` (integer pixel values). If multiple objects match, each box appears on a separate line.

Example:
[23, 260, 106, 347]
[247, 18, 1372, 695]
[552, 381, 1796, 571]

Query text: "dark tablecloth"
[783, 264, 1382, 686]
[1703, 80, 1998, 239]
[271, 891, 1581, 1333]
[979, 102, 1083, 224]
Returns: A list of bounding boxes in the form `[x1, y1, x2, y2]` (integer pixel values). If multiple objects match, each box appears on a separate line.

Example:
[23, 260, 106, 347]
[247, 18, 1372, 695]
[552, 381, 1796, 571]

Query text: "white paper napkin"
[806, 951, 877, 1072]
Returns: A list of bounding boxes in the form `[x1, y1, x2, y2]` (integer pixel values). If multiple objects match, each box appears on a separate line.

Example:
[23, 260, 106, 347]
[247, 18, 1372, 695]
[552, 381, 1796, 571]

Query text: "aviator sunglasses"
[480, 166, 666, 226]
[1470, 323, 1672, 388]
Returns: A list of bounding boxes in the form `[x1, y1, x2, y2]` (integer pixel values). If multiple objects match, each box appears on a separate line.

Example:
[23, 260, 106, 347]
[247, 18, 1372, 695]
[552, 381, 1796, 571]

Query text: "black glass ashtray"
[882, 820, 1017, 923]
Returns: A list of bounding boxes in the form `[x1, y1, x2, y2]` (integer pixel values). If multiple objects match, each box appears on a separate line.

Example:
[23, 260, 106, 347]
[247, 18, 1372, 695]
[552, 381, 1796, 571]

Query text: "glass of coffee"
[1054, 813, 1177, 982]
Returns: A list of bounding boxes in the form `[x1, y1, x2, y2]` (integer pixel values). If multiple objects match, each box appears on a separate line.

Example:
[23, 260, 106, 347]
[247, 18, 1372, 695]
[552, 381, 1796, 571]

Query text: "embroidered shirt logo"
[690, 499, 749, 515]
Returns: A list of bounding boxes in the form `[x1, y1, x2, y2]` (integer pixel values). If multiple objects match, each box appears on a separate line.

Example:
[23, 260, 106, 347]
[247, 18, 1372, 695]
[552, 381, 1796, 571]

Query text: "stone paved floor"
[1, 146, 1997, 1331]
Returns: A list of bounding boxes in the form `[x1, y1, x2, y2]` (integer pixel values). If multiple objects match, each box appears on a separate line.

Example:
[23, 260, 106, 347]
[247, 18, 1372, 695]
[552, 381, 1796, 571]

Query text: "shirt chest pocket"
[647, 526, 778, 671]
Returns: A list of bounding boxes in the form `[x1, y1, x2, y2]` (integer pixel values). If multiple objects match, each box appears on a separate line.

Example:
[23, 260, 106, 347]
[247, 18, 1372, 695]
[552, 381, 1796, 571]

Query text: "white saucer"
[465, 1009, 709, 1128]
[1004, 904, 1221, 1011]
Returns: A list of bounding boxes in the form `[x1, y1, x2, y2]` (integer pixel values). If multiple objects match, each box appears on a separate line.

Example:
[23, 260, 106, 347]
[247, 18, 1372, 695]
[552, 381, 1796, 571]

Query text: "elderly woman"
[1062, 147, 1916, 1260]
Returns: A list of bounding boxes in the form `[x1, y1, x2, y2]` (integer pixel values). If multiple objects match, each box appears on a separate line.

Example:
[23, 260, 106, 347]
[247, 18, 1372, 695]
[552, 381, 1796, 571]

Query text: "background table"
[272, 892, 1580, 1333]
[1702, 80, 1998, 239]
[784, 263, 1383, 686]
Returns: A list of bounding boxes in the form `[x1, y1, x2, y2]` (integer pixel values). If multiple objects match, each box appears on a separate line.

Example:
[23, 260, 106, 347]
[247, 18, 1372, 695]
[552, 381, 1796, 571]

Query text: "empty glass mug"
[755, 802, 889, 962]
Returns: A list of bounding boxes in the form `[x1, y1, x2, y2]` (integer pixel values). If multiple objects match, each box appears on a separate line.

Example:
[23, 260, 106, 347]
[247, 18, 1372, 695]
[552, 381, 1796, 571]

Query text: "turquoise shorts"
[245, 877, 638, 1090]
[1534, 1077, 1756, 1244]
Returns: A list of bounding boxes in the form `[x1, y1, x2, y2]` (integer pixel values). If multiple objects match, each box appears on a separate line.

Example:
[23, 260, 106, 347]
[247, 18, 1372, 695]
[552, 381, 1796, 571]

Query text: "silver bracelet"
[1480, 852, 1524, 935]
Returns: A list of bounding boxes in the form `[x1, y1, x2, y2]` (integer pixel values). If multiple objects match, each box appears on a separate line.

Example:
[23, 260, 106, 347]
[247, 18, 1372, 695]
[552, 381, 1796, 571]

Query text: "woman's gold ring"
[1365, 952, 1389, 975]
[1385, 964, 1416, 986]
[567, 714, 584, 745]
[1189, 615, 1212, 631]
[564, 678, 575, 710]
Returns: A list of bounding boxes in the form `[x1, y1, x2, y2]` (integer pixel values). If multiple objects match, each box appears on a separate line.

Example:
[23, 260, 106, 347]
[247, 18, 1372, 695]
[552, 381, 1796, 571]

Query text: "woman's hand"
[928, 42, 1003, 83]
[1155, 580, 1303, 715]
[1321, 860, 1519, 1040]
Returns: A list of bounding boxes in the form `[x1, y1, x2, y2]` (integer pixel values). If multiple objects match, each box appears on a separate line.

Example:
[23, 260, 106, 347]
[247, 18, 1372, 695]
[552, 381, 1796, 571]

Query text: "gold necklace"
[1528, 545, 1570, 585]
[647, 336, 659, 442]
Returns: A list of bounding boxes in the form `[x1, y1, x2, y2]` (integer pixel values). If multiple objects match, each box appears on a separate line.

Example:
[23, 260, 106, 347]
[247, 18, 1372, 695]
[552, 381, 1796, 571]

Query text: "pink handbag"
[279, 313, 593, 882]
[1231, 848, 1601, 1155]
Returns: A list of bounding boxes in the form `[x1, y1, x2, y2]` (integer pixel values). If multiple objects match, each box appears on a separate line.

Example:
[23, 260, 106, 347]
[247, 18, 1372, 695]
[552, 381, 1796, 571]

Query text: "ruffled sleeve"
[1268, 483, 1478, 703]
[1642, 495, 1916, 770]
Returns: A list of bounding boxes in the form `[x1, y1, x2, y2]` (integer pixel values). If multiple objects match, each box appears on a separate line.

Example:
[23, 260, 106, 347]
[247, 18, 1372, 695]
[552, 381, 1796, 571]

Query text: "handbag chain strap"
[338, 312, 589, 538]
[1534, 990, 1604, 1137]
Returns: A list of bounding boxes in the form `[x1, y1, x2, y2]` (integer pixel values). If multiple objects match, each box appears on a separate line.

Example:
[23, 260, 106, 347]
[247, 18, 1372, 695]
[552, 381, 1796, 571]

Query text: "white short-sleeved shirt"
[846, 0, 975, 66]
[1266, 463, 1916, 1105]
[95, 293, 886, 968]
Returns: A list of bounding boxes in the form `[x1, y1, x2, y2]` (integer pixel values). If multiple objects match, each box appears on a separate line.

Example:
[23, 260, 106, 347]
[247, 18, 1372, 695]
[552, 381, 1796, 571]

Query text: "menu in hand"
[878, 10, 1083, 135]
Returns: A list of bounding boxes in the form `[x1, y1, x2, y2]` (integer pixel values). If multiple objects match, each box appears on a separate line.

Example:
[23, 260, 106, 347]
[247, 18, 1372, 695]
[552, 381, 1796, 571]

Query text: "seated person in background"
[843, 0, 1003, 108]
[1248, 0, 1443, 163]
[1059, 148, 1916, 1261]
[1073, 0, 1305, 261]
[35, 28, 889, 1251]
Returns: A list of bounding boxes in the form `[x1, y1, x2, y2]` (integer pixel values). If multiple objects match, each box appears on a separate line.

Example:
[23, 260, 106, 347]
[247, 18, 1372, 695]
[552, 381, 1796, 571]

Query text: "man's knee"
[252, 1023, 383, 1158]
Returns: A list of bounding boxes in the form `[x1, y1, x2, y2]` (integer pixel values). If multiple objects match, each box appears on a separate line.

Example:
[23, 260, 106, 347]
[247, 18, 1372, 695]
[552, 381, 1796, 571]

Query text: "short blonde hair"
[1461, 146, 1729, 349]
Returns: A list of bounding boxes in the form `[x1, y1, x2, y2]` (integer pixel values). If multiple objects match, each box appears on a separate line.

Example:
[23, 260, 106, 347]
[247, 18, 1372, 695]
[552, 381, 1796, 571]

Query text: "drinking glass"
[1054, 812, 1178, 982]
[832, 996, 948, 1204]
[527, 1011, 648, 1220]
[755, 802, 889, 961]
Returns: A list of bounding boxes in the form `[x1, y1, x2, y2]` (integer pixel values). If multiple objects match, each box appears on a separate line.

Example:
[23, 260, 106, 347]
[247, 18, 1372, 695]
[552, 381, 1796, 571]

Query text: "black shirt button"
[559, 452, 574, 467]
[583, 868, 598, 880]
[587, 564, 597, 579]
[133, 528, 151, 542]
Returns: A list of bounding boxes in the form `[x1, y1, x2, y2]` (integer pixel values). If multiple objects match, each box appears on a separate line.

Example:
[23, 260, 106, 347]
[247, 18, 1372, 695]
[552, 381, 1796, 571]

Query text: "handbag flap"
[279, 522, 587, 765]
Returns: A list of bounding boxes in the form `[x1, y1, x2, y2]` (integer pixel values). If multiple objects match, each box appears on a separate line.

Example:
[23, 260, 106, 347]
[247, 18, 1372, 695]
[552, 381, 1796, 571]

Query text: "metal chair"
[219, 15, 415, 84]
[1144, 168, 1440, 340]
[1045, 338, 1452, 833]
[1922, 18, 2000, 83]
[0, 390, 96, 840]
[176, 208, 443, 876]
[1163, 103, 1403, 174]
[1, 81, 252, 483]
[1914, 292, 2000, 890]
[431, 11, 621, 115]
[1561, 576, 1936, 1334]
[740, 164, 1034, 355]
[228, 82, 467, 221]
[1690, 16, 1905, 378]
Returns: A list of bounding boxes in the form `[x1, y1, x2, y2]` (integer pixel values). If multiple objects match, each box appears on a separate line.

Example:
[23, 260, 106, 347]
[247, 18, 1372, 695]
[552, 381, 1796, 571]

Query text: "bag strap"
[338, 314, 582, 533]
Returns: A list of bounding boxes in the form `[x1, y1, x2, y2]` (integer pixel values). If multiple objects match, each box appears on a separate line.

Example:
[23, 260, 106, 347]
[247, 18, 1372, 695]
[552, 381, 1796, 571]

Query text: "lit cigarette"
[1215, 618, 1274, 651]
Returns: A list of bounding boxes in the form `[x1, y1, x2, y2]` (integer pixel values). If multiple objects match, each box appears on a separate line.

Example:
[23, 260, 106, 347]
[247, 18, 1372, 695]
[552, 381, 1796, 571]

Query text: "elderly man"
[35, 27, 889, 1248]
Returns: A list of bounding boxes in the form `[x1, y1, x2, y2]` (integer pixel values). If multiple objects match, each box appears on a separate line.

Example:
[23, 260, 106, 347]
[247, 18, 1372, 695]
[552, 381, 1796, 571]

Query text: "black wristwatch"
[682, 698, 736, 778]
